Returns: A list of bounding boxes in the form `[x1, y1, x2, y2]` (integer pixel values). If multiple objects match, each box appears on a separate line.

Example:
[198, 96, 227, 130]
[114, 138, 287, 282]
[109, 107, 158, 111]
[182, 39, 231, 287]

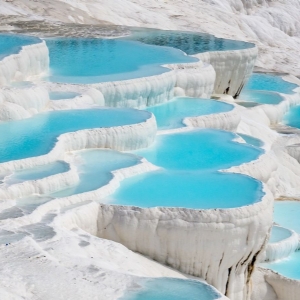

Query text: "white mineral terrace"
[0, 25, 300, 300]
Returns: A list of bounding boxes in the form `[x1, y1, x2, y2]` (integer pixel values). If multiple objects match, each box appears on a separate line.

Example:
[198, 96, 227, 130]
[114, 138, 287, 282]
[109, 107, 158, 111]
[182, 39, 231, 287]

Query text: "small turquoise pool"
[0, 108, 151, 163]
[147, 97, 233, 130]
[269, 225, 292, 244]
[283, 105, 300, 129]
[122, 278, 223, 300]
[51, 149, 140, 198]
[4, 161, 70, 185]
[238, 134, 264, 148]
[0, 34, 41, 60]
[127, 28, 254, 55]
[49, 91, 80, 100]
[262, 251, 300, 280]
[243, 73, 298, 94]
[274, 201, 300, 234]
[134, 129, 263, 171]
[46, 37, 197, 84]
[238, 90, 283, 105]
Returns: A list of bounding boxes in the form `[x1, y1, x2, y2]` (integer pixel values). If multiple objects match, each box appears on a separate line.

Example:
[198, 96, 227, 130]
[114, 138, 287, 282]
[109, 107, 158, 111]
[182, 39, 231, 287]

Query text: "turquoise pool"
[0, 108, 151, 163]
[46, 37, 197, 84]
[51, 149, 140, 198]
[274, 201, 300, 234]
[269, 225, 292, 244]
[4, 161, 70, 185]
[108, 169, 263, 209]
[147, 97, 233, 130]
[107, 129, 264, 209]
[127, 28, 254, 55]
[238, 90, 283, 105]
[134, 129, 263, 171]
[122, 278, 223, 300]
[0, 34, 41, 60]
[243, 73, 298, 94]
[262, 251, 300, 280]
[49, 91, 80, 100]
[283, 105, 300, 129]
[238, 134, 264, 148]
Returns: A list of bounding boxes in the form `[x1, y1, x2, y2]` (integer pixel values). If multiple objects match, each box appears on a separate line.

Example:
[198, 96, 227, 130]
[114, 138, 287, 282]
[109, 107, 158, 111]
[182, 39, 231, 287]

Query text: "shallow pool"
[243, 73, 298, 94]
[269, 225, 292, 244]
[0, 108, 151, 163]
[283, 105, 300, 129]
[134, 129, 263, 171]
[122, 278, 223, 300]
[147, 97, 233, 130]
[274, 201, 300, 234]
[4, 161, 70, 185]
[0, 34, 41, 60]
[238, 90, 283, 105]
[46, 37, 197, 84]
[51, 149, 140, 198]
[261, 251, 300, 280]
[49, 91, 80, 100]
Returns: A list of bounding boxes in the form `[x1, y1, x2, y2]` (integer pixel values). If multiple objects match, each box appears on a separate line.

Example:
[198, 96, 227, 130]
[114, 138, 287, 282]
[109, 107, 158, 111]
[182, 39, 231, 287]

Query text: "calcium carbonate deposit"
[0, 1, 300, 300]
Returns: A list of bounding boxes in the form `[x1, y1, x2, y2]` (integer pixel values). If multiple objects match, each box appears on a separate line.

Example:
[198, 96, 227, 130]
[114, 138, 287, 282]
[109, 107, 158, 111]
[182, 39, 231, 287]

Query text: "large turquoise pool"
[147, 97, 233, 130]
[107, 129, 264, 209]
[122, 278, 223, 300]
[134, 129, 263, 171]
[46, 37, 197, 84]
[0, 34, 41, 60]
[243, 73, 298, 94]
[0, 108, 151, 163]
[127, 28, 254, 55]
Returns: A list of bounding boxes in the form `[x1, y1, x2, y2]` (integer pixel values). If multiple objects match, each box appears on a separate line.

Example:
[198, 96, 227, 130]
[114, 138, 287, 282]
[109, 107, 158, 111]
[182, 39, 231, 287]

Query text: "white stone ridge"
[0, 86, 50, 121]
[65, 185, 273, 300]
[0, 113, 157, 174]
[0, 40, 49, 85]
[183, 103, 241, 132]
[261, 226, 299, 263]
[252, 267, 300, 300]
[197, 46, 258, 97]
[0, 164, 79, 201]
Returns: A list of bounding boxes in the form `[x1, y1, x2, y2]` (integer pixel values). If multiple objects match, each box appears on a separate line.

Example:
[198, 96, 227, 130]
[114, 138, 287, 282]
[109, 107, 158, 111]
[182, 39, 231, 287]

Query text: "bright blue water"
[0, 34, 41, 60]
[134, 130, 263, 171]
[274, 201, 300, 234]
[283, 105, 300, 129]
[243, 73, 298, 94]
[238, 134, 264, 148]
[147, 97, 233, 130]
[49, 91, 80, 100]
[269, 225, 292, 244]
[238, 90, 283, 105]
[108, 129, 264, 209]
[122, 278, 221, 300]
[262, 251, 300, 280]
[127, 28, 254, 55]
[5, 161, 70, 185]
[46, 38, 197, 84]
[0, 108, 151, 163]
[51, 149, 140, 198]
[109, 169, 263, 209]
